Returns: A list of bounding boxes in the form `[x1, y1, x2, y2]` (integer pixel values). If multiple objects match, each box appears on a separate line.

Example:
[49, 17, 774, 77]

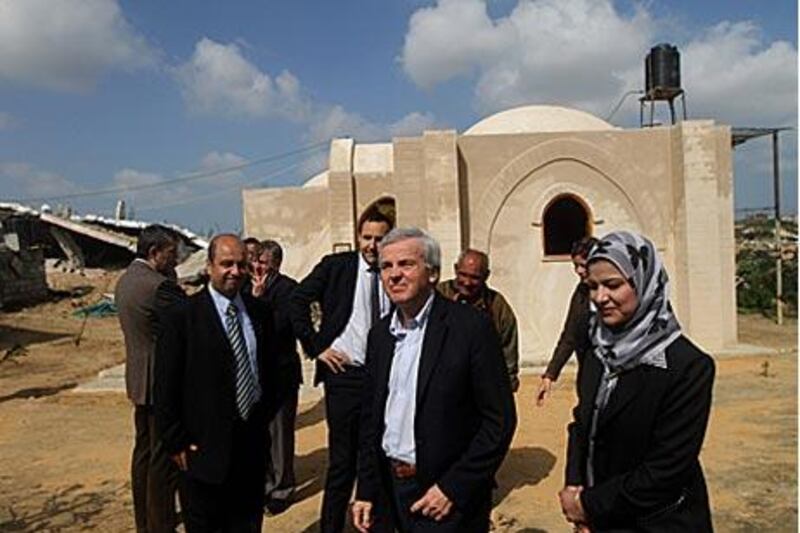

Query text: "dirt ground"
[0, 272, 796, 532]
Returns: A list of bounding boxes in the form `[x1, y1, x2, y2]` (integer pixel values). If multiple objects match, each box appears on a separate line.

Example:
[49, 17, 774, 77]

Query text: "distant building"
[243, 105, 737, 364]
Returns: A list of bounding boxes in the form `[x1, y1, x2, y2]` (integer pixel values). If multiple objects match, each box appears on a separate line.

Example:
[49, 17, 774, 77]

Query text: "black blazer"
[356, 294, 517, 526]
[154, 288, 277, 484]
[566, 335, 715, 532]
[289, 251, 359, 383]
[259, 273, 302, 389]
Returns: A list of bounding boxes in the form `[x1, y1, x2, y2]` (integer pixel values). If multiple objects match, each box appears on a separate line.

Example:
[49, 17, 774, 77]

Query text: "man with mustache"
[155, 234, 277, 532]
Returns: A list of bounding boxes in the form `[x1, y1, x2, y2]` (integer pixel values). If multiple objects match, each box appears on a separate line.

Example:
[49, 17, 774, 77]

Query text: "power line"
[13, 140, 329, 203]
[135, 158, 311, 212]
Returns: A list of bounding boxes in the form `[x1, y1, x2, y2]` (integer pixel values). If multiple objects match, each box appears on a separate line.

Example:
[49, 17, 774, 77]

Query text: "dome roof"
[464, 105, 615, 135]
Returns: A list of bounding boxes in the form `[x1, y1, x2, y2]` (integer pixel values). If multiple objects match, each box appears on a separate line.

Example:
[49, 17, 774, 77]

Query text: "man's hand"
[351, 500, 373, 532]
[410, 484, 453, 522]
[250, 272, 267, 298]
[318, 348, 352, 374]
[536, 376, 553, 406]
[558, 485, 587, 524]
[170, 443, 198, 471]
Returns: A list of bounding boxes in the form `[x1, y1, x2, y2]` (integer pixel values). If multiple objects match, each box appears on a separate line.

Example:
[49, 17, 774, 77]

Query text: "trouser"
[320, 366, 366, 533]
[132, 405, 179, 533]
[388, 474, 490, 533]
[264, 385, 299, 505]
[177, 418, 265, 533]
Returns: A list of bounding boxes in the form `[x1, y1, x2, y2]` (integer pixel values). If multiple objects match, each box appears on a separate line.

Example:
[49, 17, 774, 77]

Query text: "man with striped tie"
[155, 234, 276, 532]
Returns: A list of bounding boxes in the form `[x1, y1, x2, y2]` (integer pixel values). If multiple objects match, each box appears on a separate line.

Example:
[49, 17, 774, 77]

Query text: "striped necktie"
[225, 302, 261, 420]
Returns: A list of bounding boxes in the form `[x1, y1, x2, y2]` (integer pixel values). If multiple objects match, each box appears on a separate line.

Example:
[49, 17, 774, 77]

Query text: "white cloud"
[174, 38, 310, 120]
[308, 106, 437, 143]
[1, 162, 83, 200]
[683, 22, 797, 126]
[0, 0, 157, 92]
[401, 0, 797, 127]
[402, 0, 651, 115]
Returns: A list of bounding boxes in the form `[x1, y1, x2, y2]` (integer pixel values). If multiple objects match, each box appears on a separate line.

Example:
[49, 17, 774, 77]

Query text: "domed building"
[243, 105, 737, 365]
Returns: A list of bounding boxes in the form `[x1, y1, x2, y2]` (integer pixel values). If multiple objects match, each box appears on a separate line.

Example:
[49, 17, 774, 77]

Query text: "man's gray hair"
[379, 227, 441, 272]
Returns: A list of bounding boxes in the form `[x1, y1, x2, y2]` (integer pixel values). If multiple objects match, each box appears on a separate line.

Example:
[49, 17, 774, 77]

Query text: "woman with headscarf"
[558, 231, 715, 532]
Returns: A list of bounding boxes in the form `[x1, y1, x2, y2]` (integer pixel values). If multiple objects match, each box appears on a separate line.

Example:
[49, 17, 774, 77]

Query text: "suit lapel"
[415, 295, 448, 409]
[580, 354, 603, 425]
[597, 366, 646, 428]
[375, 325, 397, 411]
[344, 252, 359, 305]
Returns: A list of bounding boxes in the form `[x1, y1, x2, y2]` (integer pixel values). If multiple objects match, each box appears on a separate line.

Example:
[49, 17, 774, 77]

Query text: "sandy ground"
[0, 272, 796, 532]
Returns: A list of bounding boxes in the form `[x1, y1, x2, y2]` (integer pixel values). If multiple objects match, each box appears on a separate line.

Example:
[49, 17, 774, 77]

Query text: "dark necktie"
[370, 268, 381, 327]
[225, 303, 261, 420]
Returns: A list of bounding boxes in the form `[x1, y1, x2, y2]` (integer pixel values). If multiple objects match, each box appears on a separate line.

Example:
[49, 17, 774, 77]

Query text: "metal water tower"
[640, 43, 687, 127]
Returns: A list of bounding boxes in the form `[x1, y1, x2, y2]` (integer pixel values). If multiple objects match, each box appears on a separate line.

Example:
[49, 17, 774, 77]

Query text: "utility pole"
[772, 130, 783, 325]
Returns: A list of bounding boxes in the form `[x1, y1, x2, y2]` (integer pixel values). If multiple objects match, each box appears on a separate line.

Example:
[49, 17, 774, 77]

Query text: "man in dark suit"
[289, 208, 393, 533]
[155, 234, 276, 532]
[249, 239, 302, 514]
[116, 224, 185, 533]
[353, 228, 517, 532]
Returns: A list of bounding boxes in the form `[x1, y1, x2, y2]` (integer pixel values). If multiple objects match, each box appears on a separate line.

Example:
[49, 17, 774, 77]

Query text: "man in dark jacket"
[352, 228, 517, 533]
[249, 239, 302, 514]
[116, 224, 185, 532]
[537, 236, 597, 406]
[154, 234, 277, 532]
[289, 208, 393, 533]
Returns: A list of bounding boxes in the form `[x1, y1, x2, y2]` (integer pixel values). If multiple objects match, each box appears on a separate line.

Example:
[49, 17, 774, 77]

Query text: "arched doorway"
[360, 196, 396, 228]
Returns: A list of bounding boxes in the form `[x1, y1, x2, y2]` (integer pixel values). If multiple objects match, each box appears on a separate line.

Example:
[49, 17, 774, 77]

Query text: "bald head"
[453, 248, 490, 302]
[206, 234, 247, 298]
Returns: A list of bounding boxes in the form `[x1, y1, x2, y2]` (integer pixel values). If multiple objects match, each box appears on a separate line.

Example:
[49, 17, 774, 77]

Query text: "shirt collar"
[359, 253, 377, 273]
[389, 291, 435, 338]
[208, 283, 245, 312]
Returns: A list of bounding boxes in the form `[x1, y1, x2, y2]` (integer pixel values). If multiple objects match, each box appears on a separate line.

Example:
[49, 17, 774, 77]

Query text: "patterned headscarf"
[587, 230, 681, 374]
[584, 231, 682, 487]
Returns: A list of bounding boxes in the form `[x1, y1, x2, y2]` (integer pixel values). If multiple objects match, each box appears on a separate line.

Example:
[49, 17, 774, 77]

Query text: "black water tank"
[645, 43, 681, 94]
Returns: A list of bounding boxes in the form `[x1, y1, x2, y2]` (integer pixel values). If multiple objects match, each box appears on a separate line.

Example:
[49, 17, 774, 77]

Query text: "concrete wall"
[0, 247, 48, 308]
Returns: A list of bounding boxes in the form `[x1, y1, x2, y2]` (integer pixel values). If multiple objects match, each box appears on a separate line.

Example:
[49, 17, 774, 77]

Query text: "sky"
[0, 0, 796, 234]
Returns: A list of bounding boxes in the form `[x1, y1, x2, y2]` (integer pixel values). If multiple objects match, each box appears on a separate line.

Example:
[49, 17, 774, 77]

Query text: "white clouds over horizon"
[0, 0, 157, 92]
[174, 37, 437, 145]
[2, 162, 83, 201]
[401, 0, 797, 126]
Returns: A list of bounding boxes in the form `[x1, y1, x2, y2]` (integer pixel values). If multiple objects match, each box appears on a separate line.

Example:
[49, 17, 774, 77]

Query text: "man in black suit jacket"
[249, 239, 302, 514]
[155, 234, 276, 532]
[289, 208, 393, 533]
[353, 228, 517, 533]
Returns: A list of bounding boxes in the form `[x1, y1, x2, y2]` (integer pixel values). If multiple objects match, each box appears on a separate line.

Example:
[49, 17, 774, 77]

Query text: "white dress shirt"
[208, 284, 259, 378]
[331, 254, 390, 366]
[382, 293, 435, 465]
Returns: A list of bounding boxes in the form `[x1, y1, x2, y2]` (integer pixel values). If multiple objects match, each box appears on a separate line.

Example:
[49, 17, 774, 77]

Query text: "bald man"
[155, 234, 277, 532]
[437, 249, 520, 392]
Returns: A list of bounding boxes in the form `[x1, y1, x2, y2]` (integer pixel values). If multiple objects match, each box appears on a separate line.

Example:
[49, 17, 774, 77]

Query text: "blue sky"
[0, 0, 796, 234]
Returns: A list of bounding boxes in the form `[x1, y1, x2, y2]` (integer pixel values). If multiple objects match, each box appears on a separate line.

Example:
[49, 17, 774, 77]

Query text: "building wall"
[243, 118, 737, 363]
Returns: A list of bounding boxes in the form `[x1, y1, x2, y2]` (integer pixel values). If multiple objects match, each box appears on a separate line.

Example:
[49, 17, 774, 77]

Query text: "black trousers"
[321, 366, 366, 533]
[132, 405, 179, 533]
[388, 474, 491, 533]
[264, 385, 299, 505]
[177, 417, 266, 533]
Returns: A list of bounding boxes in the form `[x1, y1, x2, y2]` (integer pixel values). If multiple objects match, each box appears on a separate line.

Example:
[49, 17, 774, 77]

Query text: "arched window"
[542, 195, 590, 256]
